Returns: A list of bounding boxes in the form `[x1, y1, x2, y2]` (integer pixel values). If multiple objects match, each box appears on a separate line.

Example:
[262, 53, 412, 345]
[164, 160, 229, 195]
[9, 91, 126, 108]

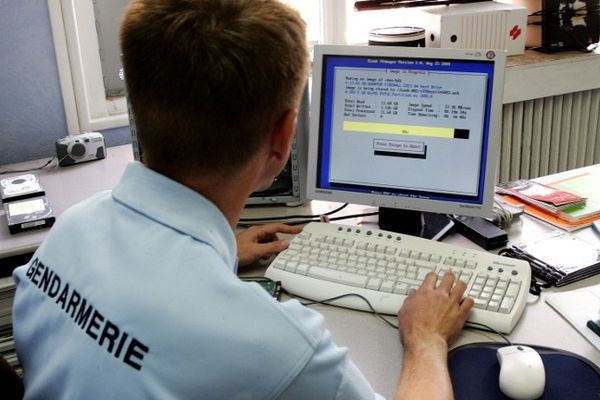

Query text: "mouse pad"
[448, 342, 600, 399]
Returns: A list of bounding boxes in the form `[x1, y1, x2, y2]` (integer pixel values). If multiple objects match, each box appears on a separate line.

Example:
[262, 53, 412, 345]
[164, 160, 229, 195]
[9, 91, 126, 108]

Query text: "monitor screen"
[307, 45, 506, 224]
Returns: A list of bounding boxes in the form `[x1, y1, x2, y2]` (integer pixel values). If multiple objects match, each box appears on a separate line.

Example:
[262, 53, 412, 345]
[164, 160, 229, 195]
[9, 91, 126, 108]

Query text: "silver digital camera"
[56, 132, 106, 166]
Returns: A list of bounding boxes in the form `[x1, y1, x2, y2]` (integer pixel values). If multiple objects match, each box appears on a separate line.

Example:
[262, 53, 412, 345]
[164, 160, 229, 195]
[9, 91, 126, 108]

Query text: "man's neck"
[199, 181, 249, 229]
[174, 161, 264, 230]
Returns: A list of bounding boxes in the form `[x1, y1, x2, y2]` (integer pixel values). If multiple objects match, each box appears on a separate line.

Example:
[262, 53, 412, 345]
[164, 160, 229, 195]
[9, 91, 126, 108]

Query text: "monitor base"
[378, 207, 455, 241]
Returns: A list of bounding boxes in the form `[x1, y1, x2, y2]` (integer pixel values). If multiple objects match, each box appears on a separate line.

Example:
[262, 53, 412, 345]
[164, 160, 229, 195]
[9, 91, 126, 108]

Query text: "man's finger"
[420, 272, 438, 289]
[450, 279, 468, 302]
[459, 296, 475, 317]
[255, 239, 290, 257]
[438, 272, 455, 292]
[256, 223, 303, 236]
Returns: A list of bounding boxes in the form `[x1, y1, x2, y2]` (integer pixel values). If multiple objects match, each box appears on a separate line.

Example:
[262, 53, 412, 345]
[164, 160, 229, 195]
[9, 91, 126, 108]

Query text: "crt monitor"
[307, 45, 506, 237]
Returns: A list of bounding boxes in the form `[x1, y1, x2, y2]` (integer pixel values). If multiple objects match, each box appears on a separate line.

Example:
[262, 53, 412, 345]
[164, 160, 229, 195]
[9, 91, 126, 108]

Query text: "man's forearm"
[395, 338, 453, 400]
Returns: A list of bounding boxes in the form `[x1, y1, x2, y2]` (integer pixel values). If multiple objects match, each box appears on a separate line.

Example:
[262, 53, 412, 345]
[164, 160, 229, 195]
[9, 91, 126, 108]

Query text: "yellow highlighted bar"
[343, 121, 455, 138]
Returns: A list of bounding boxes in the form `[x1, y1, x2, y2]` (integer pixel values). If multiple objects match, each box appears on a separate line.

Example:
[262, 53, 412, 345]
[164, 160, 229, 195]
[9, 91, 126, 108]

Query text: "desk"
[0, 144, 133, 260]
[2, 146, 600, 399]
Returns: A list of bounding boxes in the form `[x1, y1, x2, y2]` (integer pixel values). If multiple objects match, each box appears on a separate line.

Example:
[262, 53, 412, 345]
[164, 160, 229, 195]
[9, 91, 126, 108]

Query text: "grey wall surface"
[0, 0, 131, 166]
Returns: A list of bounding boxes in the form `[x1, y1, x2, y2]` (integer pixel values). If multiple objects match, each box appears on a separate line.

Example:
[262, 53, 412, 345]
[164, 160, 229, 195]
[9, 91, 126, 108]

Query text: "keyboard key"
[285, 261, 298, 272]
[487, 300, 500, 312]
[307, 267, 368, 288]
[506, 281, 520, 297]
[499, 296, 516, 313]
[272, 260, 286, 270]
[416, 269, 429, 280]
[343, 239, 355, 247]
[444, 256, 457, 266]
[393, 282, 409, 295]
[296, 263, 309, 275]
[367, 278, 382, 290]
[474, 298, 488, 309]
[380, 280, 395, 293]
[419, 253, 431, 261]
[430, 255, 442, 263]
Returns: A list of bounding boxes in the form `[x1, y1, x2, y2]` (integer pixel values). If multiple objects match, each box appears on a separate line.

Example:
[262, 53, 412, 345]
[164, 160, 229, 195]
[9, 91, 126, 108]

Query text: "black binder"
[509, 230, 600, 286]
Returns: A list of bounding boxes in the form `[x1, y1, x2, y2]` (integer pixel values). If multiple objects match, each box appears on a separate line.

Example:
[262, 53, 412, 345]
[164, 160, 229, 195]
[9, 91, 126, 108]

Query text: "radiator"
[499, 88, 600, 182]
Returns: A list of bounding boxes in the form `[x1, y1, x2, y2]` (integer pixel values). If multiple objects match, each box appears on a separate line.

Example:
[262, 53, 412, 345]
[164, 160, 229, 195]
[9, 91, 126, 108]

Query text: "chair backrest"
[0, 355, 23, 400]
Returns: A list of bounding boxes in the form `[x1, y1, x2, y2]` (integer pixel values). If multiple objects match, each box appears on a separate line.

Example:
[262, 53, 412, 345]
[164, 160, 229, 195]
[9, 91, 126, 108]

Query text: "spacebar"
[307, 267, 368, 288]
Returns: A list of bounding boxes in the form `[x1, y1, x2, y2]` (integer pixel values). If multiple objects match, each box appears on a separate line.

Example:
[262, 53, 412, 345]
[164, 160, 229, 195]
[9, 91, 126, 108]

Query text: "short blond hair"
[120, 0, 309, 178]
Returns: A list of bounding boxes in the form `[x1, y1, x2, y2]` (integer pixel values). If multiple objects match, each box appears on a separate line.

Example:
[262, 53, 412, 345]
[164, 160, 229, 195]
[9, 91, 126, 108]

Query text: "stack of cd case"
[511, 230, 600, 286]
[0, 174, 55, 234]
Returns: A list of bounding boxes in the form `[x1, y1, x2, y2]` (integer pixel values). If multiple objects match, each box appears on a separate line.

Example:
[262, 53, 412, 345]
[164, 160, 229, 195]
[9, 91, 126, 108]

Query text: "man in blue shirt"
[12, 0, 473, 399]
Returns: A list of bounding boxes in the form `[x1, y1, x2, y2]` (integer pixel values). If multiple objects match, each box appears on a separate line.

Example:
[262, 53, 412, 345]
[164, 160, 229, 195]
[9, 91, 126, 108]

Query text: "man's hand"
[236, 223, 302, 267]
[398, 271, 474, 349]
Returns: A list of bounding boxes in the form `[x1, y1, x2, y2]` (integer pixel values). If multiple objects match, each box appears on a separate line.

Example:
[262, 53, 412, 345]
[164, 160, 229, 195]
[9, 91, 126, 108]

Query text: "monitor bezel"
[306, 44, 506, 218]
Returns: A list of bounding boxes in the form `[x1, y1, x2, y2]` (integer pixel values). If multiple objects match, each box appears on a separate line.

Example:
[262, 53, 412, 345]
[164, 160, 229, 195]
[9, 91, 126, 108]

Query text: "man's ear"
[269, 108, 298, 164]
[251, 108, 298, 193]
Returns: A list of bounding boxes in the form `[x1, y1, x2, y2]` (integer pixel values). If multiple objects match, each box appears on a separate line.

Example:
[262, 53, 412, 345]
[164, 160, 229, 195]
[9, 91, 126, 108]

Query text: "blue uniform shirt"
[13, 162, 381, 399]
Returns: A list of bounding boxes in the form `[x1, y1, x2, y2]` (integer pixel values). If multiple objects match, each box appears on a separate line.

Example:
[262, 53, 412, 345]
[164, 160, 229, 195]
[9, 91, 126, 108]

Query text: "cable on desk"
[278, 287, 517, 346]
[328, 211, 379, 223]
[239, 203, 349, 222]
[464, 321, 512, 346]
[0, 157, 58, 175]
[491, 198, 515, 228]
[292, 290, 515, 345]
[238, 210, 380, 228]
[293, 291, 400, 329]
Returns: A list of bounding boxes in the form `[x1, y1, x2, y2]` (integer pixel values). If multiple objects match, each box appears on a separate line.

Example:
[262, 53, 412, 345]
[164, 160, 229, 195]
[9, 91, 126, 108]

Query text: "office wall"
[0, 0, 131, 166]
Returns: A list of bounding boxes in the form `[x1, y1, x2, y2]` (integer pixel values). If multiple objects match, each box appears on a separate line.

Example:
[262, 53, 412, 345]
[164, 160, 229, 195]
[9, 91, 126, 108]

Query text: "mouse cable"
[237, 211, 380, 228]
[464, 321, 512, 346]
[290, 290, 400, 329]
[283, 289, 514, 345]
[239, 203, 349, 223]
[490, 199, 514, 228]
[277, 211, 380, 227]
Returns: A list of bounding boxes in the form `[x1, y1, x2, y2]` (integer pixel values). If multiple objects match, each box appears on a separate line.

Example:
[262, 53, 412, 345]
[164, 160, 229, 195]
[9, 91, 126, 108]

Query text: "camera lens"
[70, 143, 87, 158]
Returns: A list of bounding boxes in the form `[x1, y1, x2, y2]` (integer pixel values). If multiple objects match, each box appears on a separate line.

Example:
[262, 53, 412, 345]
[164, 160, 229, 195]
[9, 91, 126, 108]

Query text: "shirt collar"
[112, 162, 237, 269]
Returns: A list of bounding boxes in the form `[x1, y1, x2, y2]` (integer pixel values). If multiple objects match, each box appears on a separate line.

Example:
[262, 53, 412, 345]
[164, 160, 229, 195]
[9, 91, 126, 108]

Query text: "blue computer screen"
[315, 53, 496, 206]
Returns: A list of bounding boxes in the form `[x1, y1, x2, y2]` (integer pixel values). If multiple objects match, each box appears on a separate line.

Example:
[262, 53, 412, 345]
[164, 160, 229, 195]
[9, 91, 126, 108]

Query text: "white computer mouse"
[497, 345, 546, 400]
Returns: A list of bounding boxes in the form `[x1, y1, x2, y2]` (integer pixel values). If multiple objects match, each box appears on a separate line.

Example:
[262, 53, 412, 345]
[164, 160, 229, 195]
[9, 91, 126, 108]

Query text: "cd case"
[496, 179, 586, 214]
[0, 173, 45, 203]
[3, 195, 55, 234]
[512, 230, 600, 286]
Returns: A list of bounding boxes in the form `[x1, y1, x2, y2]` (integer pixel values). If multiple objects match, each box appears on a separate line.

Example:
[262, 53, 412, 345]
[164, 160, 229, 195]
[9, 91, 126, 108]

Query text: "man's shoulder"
[58, 190, 113, 221]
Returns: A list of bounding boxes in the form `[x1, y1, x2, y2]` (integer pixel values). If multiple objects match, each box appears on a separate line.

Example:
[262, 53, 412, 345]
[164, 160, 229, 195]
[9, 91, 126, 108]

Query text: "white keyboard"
[265, 222, 531, 333]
